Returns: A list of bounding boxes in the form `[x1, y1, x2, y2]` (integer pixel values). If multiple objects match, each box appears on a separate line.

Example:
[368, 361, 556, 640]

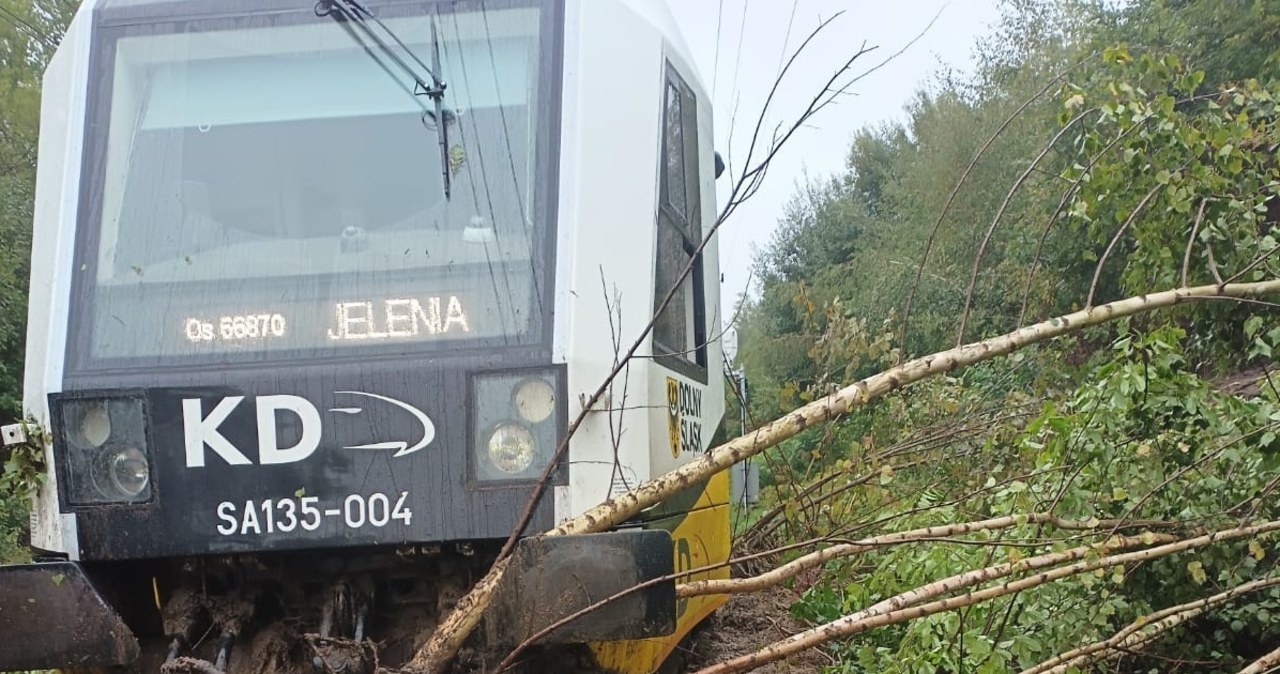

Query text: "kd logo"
[666, 378, 681, 458]
[182, 392, 435, 468]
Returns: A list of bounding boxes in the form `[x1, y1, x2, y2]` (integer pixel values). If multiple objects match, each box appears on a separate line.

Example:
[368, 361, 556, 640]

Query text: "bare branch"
[1017, 119, 1146, 325]
[1181, 199, 1209, 288]
[1086, 184, 1164, 307]
[410, 19, 885, 670]
[902, 56, 1095, 350]
[957, 107, 1099, 344]
[1208, 241, 1226, 286]
[741, 417, 997, 538]
[1187, 295, 1280, 310]
[1224, 246, 1280, 286]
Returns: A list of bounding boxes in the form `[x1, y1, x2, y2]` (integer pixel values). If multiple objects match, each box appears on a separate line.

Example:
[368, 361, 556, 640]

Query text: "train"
[0, 0, 731, 672]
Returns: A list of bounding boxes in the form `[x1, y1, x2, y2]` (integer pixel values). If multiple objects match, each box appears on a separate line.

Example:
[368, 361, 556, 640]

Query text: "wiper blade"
[316, 0, 454, 199]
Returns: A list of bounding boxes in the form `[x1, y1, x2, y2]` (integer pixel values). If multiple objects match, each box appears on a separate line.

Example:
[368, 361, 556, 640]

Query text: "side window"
[653, 65, 707, 376]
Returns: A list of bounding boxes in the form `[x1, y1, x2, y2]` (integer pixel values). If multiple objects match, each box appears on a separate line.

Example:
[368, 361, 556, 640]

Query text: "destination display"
[180, 295, 472, 346]
[85, 277, 533, 361]
[168, 292, 480, 354]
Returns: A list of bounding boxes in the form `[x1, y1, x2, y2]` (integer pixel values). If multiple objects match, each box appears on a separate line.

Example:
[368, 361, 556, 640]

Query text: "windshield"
[72, 1, 556, 367]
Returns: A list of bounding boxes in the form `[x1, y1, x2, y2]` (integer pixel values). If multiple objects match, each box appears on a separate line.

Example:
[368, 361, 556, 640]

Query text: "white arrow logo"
[330, 391, 436, 458]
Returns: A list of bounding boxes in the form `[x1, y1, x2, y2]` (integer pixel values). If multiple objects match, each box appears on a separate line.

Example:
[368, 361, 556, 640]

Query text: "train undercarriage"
[2, 530, 683, 674]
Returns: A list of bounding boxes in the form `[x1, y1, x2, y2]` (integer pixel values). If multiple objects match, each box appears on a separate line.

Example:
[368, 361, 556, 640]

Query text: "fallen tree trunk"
[404, 279, 1280, 674]
[678, 513, 1170, 598]
[694, 521, 1280, 674]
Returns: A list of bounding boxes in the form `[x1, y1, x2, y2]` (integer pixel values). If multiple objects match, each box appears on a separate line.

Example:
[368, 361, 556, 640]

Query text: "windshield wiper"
[316, 0, 454, 199]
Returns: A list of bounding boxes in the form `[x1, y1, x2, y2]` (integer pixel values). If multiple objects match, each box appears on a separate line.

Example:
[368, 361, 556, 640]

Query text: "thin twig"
[957, 107, 1099, 344]
[1086, 184, 1164, 307]
[1181, 199, 1209, 288]
[902, 56, 1095, 351]
[1185, 295, 1280, 310]
[495, 25, 872, 561]
[1224, 246, 1280, 286]
[1208, 242, 1226, 286]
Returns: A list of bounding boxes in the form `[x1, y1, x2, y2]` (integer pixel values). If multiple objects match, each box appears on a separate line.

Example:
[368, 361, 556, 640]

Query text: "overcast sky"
[664, 0, 1005, 331]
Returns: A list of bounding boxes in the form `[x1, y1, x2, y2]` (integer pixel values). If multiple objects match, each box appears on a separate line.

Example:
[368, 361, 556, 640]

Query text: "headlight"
[56, 396, 152, 506]
[488, 423, 535, 473]
[472, 370, 562, 482]
[107, 447, 150, 498]
[67, 402, 111, 449]
[514, 379, 556, 423]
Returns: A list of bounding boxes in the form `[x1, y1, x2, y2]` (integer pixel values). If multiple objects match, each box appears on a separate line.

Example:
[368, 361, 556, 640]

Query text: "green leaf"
[1250, 540, 1266, 561]
[1188, 560, 1207, 585]
[1245, 315, 1265, 338]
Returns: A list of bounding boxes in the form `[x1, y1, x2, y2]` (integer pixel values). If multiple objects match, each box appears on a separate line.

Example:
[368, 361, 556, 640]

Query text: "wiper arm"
[316, 0, 454, 199]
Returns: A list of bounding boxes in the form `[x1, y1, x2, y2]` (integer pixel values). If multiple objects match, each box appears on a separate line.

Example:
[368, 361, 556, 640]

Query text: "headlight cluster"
[473, 372, 561, 482]
[56, 396, 152, 505]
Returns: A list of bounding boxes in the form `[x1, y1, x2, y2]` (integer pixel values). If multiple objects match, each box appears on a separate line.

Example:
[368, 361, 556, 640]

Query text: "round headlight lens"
[73, 403, 112, 449]
[108, 447, 150, 498]
[513, 379, 556, 423]
[487, 423, 535, 474]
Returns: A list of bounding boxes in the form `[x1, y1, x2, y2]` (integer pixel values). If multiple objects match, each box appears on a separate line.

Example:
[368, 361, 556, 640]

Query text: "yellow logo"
[667, 377, 681, 458]
[666, 377, 704, 458]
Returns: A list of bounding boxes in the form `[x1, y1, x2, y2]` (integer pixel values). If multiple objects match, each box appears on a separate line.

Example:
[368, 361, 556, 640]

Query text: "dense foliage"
[735, 0, 1280, 671]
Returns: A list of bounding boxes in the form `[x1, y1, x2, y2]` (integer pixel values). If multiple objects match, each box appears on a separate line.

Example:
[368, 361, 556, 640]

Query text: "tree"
[408, 3, 1280, 671]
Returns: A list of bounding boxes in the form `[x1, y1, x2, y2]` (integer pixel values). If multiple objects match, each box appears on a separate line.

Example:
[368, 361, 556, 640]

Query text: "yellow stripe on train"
[590, 470, 732, 673]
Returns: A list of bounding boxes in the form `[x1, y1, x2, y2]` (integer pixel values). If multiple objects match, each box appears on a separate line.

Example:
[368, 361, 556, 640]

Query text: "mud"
[1215, 366, 1271, 399]
[240, 623, 308, 674]
[306, 636, 378, 673]
[683, 587, 828, 674]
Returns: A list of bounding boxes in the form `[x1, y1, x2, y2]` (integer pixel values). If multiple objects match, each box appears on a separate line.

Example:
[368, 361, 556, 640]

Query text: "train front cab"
[567, 3, 733, 667]
[0, 0, 730, 672]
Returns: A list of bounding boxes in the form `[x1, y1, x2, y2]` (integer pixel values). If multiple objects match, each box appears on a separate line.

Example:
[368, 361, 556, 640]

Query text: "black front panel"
[56, 357, 565, 560]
